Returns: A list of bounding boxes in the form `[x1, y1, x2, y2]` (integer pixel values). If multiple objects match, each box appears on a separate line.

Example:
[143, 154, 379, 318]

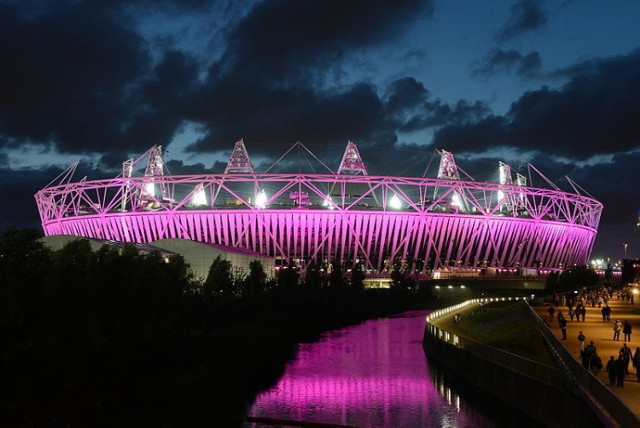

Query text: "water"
[245, 310, 540, 427]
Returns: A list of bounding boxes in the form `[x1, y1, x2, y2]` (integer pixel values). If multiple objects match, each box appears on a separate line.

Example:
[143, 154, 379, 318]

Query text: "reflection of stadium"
[35, 140, 602, 274]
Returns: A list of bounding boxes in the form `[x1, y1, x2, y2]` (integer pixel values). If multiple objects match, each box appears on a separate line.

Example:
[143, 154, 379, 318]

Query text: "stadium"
[35, 140, 602, 276]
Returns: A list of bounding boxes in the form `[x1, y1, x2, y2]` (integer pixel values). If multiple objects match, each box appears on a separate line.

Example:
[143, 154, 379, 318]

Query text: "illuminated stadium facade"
[35, 140, 602, 275]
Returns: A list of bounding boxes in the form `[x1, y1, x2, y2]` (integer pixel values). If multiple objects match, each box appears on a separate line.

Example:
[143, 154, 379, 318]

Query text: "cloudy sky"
[2, 0, 639, 261]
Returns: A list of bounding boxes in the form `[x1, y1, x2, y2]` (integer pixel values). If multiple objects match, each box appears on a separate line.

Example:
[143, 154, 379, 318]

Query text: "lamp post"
[623, 243, 628, 260]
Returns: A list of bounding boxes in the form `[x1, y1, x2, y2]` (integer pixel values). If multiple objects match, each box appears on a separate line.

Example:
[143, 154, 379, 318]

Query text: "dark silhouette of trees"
[276, 265, 299, 290]
[243, 259, 268, 296]
[558, 265, 599, 290]
[329, 260, 345, 288]
[204, 255, 234, 298]
[545, 270, 559, 290]
[546, 265, 599, 291]
[621, 259, 636, 285]
[0, 228, 431, 426]
[304, 261, 322, 290]
[350, 262, 365, 291]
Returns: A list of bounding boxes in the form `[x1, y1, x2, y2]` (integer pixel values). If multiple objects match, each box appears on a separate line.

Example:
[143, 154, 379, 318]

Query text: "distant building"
[150, 238, 275, 281]
[41, 235, 275, 282]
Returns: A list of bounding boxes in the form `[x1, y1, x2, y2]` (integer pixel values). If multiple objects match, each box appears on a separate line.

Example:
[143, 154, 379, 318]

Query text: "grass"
[456, 301, 555, 365]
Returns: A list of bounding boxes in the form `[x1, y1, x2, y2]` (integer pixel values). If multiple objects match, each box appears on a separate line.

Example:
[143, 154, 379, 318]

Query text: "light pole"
[623, 243, 628, 260]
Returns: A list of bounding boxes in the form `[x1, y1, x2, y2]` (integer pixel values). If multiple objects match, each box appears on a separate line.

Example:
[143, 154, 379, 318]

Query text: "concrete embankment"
[423, 299, 616, 428]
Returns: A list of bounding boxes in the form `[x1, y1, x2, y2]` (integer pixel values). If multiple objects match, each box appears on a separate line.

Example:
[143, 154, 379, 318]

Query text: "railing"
[426, 298, 639, 428]
[527, 305, 640, 428]
[425, 297, 563, 387]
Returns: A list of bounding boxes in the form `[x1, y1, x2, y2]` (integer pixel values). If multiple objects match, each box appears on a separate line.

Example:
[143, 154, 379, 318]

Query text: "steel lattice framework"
[35, 142, 602, 273]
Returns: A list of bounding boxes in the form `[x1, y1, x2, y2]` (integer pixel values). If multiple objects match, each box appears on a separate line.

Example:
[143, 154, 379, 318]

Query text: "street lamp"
[623, 243, 628, 260]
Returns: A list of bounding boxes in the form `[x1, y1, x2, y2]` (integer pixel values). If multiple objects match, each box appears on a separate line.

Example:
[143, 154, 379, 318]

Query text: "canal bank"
[424, 299, 617, 428]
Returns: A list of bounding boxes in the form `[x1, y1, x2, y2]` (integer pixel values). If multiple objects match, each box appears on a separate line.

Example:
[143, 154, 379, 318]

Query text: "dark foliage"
[0, 229, 430, 426]
[546, 265, 599, 292]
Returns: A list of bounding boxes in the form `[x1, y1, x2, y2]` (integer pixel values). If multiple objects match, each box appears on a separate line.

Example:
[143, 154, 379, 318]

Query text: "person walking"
[583, 341, 597, 371]
[620, 343, 632, 374]
[606, 356, 617, 386]
[616, 355, 626, 387]
[613, 319, 622, 341]
[577, 331, 586, 353]
[547, 305, 555, 322]
[558, 312, 567, 340]
[580, 305, 587, 322]
[623, 320, 632, 342]
[633, 347, 640, 382]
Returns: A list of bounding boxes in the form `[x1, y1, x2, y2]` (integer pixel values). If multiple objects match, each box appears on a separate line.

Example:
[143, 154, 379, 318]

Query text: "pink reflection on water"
[247, 311, 482, 427]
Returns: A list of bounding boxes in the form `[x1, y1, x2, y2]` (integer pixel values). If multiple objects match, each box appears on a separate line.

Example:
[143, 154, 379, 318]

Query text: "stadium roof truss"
[35, 141, 603, 273]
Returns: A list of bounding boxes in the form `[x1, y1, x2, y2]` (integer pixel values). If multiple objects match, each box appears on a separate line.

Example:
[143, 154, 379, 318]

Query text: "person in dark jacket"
[606, 356, 617, 386]
[623, 320, 632, 342]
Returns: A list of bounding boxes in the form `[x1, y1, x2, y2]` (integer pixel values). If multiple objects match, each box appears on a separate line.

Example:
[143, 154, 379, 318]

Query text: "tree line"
[0, 228, 426, 426]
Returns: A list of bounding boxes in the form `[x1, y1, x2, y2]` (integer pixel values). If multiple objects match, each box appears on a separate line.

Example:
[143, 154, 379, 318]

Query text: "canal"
[244, 310, 542, 427]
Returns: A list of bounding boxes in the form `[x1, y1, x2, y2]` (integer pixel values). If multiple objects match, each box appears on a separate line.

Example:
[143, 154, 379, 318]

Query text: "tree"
[545, 271, 560, 290]
[329, 260, 345, 288]
[51, 238, 97, 287]
[546, 265, 599, 291]
[304, 261, 322, 290]
[276, 266, 299, 290]
[390, 257, 415, 291]
[0, 227, 51, 288]
[204, 256, 234, 299]
[390, 257, 405, 289]
[349, 262, 365, 291]
[605, 263, 613, 285]
[243, 260, 267, 296]
[621, 260, 636, 286]
[555, 265, 599, 291]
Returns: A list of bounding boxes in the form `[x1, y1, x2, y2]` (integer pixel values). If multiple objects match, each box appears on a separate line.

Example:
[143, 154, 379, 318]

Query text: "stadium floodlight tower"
[498, 161, 514, 213]
[332, 140, 380, 208]
[435, 149, 469, 212]
[224, 139, 255, 174]
[337, 140, 368, 175]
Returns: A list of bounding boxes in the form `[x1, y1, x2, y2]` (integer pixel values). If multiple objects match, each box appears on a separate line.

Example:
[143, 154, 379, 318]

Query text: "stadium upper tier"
[35, 140, 602, 273]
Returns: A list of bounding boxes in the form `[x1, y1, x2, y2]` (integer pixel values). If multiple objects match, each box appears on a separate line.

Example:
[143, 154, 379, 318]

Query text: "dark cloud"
[186, 0, 435, 155]
[0, 0, 435, 164]
[497, 0, 547, 42]
[434, 49, 640, 159]
[0, 1, 203, 156]
[472, 49, 542, 78]
[219, 0, 433, 83]
[0, 2, 149, 152]
[0, 165, 64, 230]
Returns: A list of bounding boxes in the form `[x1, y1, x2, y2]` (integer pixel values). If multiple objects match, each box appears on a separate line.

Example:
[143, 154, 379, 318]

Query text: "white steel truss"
[35, 162, 602, 273]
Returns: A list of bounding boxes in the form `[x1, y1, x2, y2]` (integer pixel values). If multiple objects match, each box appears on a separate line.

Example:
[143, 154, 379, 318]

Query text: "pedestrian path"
[533, 297, 640, 417]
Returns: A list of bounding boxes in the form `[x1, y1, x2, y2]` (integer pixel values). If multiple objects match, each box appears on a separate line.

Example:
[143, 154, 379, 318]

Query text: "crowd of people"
[546, 286, 640, 388]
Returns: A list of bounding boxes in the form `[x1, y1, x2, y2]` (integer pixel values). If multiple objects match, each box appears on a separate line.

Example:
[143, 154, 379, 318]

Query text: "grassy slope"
[455, 301, 555, 366]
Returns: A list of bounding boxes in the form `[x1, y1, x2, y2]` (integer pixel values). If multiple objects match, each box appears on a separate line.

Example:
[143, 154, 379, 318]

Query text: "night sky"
[1, 0, 639, 262]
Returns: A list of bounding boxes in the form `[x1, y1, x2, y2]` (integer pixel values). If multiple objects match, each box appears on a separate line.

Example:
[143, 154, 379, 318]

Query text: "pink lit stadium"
[34, 140, 602, 275]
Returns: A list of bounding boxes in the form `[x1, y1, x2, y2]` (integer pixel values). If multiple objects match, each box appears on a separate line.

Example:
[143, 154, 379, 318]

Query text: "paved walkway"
[533, 297, 640, 417]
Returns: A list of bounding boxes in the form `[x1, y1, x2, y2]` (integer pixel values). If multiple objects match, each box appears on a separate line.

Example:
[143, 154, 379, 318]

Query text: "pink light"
[35, 148, 602, 273]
